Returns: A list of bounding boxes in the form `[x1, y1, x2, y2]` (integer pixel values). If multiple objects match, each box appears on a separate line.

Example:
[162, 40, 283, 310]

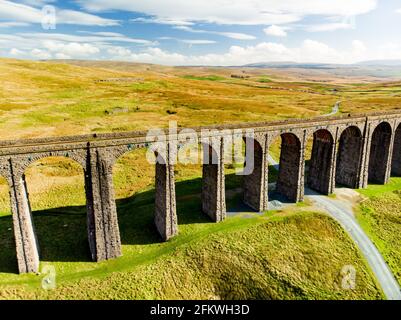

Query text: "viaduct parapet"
[0, 110, 400, 274]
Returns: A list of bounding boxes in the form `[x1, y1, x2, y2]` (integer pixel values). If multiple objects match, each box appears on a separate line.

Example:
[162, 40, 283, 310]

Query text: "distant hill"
[356, 60, 401, 66]
[242, 61, 401, 79]
[243, 62, 340, 69]
[244, 60, 401, 69]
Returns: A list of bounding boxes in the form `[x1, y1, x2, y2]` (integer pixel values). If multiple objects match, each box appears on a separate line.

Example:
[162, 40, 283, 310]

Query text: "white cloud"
[79, 0, 377, 25]
[180, 39, 216, 45]
[397, 8, 401, 13]
[131, 17, 193, 26]
[17, 32, 155, 45]
[0, 0, 119, 26]
[79, 31, 125, 37]
[264, 25, 287, 37]
[9, 48, 24, 55]
[108, 46, 132, 57]
[158, 36, 217, 45]
[352, 40, 367, 55]
[43, 41, 100, 57]
[31, 48, 52, 59]
[306, 22, 354, 32]
[0, 21, 30, 27]
[101, 39, 377, 66]
[6, 37, 401, 65]
[218, 32, 255, 40]
[0, 32, 152, 61]
[57, 9, 119, 26]
[174, 26, 255, 40]
[54, 52, 71, 59]
[18, 0, 55, 6]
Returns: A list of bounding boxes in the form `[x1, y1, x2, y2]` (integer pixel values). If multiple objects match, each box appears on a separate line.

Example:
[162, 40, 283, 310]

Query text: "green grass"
[258, 76, 273, 83]
[0, 201, 383, 299]
[183, 75, 225, 81]
[6, 58, 398, 140]
[356, 177, 401, 285]
[358, 178, 401, 198]
[0, 152, 384, 299]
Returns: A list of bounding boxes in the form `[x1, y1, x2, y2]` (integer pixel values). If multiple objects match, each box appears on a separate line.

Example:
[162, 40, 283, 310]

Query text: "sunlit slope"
[0, 58, 339, 140]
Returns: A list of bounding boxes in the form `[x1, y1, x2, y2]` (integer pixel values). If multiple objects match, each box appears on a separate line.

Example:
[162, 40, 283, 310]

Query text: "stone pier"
[9, 161, 40, 273]
[154, 144, 178, 241]
[86, 147, 122, 261]
[391, 126, 401, 176]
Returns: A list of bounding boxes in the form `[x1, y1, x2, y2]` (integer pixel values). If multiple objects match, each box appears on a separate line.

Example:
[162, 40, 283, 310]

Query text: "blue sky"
[0, 0, 401, 65]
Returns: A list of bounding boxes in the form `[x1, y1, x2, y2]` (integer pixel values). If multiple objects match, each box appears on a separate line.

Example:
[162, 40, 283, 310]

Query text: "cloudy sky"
[0, 0, 401, 65]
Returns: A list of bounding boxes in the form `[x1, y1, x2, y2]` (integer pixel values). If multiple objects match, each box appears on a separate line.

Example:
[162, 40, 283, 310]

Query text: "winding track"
[324, 100, 341, 116]
[306, 188, 401, 300]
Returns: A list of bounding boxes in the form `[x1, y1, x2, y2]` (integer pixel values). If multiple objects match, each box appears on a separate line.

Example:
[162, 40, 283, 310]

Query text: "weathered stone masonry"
[0, 110, 400, 273]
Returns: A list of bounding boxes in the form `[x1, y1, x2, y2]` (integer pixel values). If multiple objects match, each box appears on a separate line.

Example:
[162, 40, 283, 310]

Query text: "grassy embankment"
[356, 177, 401, 285]
[0, 149, 383, 299]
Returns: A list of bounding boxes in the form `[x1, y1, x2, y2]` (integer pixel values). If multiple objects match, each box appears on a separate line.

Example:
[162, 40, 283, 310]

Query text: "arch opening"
[173, 142, 207, 224]
[0, 175, 16, 273]
[392, 124, 401, 176]
[368, 122, 392, 183]
[307, 129, 334, 194]
[112, 148, 161, 244]
[23, 156, 89, 262]
[275, 133, 302, 202]
[336, 126, 363, 188]
[243, 138, 266, 211]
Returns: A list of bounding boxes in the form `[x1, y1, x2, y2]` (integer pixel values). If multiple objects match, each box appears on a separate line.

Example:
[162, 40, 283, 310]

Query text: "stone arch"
[307, 129, 334, 194]
[368, 122, 392, 183]
[276, 132, 303, 202]
[336, 126, 363, 188]
[22, 155, 89, 262]
[112, 142, 177, 242]
[16, 151, 87, 178]
[391, 123, 401, 176]
[22, 154, 86, 199]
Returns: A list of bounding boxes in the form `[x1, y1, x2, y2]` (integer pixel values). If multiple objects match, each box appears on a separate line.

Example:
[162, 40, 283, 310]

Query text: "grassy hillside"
[1, 58, 399, 299]
[357, 178, 401, 285]
[0, 149, 384, 299]
[0, 58, 400, 141]
[0, 187, 383, 299]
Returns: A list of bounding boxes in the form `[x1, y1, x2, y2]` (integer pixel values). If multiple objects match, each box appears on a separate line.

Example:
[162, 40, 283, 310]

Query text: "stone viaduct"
[0, 110, 400, 274]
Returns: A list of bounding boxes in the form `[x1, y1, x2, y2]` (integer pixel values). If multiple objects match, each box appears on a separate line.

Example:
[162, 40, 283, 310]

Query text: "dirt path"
[324, 100, 341, 116]
[306, 187, 401, 300]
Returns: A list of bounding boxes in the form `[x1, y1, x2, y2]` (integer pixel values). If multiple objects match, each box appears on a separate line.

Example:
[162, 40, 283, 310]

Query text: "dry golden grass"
[0, 58, 398, 300]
